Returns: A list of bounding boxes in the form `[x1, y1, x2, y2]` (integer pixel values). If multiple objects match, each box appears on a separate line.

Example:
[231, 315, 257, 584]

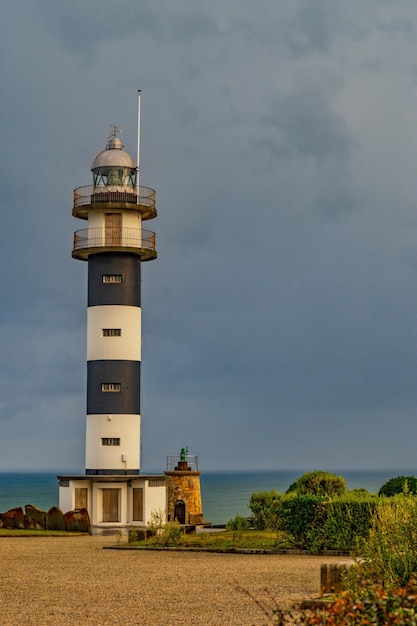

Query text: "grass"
[0, 528, 87, 537]
[129, 529, 292, 551]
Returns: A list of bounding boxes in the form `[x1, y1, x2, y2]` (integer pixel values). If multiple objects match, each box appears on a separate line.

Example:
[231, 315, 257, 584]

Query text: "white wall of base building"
[59, 478, 166, 527]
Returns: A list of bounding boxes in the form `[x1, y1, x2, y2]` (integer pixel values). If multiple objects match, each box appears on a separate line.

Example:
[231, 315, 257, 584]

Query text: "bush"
[225, 515, 251, 531]
[279, 494, 328, 551]
[248, 489, 375, 551]
[148, 509, 183, 546]
[249, 490, 281, 530]
[348, 488, 370, 498]
[319, 497, 376, 552]
[286, 470, 346, 497]
[276, 494, 375, 552]
[275, 579, 417, 625]
[157, 520, 183, 546]
[351, 494, 417, 588]
[249, 485, 377, 552]
[378, 475, 417, 496]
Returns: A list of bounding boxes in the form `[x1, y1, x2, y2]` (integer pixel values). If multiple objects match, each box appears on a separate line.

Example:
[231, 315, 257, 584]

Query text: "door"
[132, 488, 144, 522]
[102, 488, 120, 522]
[174, 500, 186, 524]
[74, 488, 88, 510]
[105, 213, 122, 246]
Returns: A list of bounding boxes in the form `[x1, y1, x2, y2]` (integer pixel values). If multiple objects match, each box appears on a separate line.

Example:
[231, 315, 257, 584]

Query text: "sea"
[0, 469, 414, 526]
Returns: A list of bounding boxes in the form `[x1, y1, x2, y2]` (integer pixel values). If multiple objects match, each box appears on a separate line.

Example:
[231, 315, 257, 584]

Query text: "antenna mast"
[137, 90, 141, 198]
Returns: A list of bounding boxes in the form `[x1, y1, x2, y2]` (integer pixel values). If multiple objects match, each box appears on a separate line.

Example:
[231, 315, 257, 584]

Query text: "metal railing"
[166, 455, 199, 471]
[73, 185, 156, 210]
[73, 227, 156, 253]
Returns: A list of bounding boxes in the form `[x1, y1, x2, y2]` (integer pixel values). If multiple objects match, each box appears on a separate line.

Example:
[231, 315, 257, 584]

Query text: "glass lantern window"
[93, 168, 136, 188]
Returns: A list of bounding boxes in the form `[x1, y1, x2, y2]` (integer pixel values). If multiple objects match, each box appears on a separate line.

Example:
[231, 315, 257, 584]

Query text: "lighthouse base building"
[58, 451, 206, 532]
[58, 474, 166, 532]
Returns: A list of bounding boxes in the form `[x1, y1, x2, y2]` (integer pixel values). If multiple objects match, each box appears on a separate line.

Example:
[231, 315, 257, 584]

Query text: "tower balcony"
[72, 185, 157, 221]
[166, 455, 199, 472]
[72, 227, 157, 261]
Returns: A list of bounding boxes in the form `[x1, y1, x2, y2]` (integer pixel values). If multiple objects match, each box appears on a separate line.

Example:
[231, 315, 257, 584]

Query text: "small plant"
[149, 509, 165, 531]
[128, 529, 139, 543]
[225, 515, 251, 531]
[147, 510, 183, 546]
[158, 520, 183, 546]
[148, 509, 165, 543]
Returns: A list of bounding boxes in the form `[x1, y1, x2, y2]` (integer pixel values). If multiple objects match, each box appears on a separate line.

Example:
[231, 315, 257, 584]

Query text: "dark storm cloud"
[1, 0, 417, 470]
[258, 88, 354, 163]
[38, 0, 218, 58]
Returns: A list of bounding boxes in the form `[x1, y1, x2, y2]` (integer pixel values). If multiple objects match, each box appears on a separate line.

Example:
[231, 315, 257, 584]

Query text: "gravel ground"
[0, 536, 348, 625]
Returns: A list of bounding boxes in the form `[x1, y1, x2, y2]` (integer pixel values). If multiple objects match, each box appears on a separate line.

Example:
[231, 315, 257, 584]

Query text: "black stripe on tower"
[88, 252, 141, 307]
[87, 360, 140, 414]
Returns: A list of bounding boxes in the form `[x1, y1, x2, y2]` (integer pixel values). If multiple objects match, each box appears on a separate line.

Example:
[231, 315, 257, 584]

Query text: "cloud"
[1, 0, 417, 471]
[259, 86, 354, 163]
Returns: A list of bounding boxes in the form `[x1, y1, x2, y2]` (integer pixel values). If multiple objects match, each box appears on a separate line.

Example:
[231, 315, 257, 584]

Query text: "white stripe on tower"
[87, 306, 141, 361]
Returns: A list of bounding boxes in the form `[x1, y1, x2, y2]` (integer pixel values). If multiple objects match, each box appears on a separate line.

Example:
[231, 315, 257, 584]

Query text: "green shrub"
[348, 488, 370, 498]
[225, 515, 251, 531]
[322, 497, 376, 551]
[279, 494, 328, 552]
[151, 520, 182, 546]
[148, 510, 183, 546]
[249, 487, 375, 551]
[158, 521, 183, 546]
[277, 494, 375, 552]
[286, 470, 346, 497]
[249, 490, 281, 530]
[378, 474, 417, 496]
[351, 494, 417, 588]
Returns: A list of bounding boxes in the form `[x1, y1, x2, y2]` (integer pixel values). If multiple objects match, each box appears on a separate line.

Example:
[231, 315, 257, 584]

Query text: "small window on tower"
[101, 438, 120, 446]
[102, 328, 121, 337]
[102, 275, 123, 284]
[101, 383, 121, 392]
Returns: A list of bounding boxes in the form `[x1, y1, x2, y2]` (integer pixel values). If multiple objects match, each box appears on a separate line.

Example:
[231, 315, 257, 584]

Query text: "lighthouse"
[74, 124, 156, 476]
[58, 95, 166, 531]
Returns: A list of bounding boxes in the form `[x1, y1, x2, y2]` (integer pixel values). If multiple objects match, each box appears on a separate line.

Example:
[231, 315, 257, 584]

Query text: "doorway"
[102, 488, 120, 522]
[174, 500, 186, 524]
[105, 213, 122, 246]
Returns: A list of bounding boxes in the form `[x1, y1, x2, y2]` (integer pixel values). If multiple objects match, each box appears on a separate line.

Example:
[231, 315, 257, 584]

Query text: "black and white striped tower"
[72, 96, 156, 476]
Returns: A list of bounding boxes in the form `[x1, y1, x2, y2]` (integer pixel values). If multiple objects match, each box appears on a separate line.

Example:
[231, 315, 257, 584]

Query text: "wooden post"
[320, 563, 351, 595]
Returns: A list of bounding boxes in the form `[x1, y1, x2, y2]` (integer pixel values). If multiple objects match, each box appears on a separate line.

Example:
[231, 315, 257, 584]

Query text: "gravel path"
[0, 536, 348, 625]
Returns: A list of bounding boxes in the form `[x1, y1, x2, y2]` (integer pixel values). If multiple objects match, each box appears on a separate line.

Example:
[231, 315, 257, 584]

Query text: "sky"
[1, 1, 417, 472]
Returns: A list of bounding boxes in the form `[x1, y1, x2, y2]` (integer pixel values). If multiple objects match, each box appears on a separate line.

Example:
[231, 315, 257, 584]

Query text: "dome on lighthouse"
[91, 127, 137, 188]
[91, 139, 136, 170]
